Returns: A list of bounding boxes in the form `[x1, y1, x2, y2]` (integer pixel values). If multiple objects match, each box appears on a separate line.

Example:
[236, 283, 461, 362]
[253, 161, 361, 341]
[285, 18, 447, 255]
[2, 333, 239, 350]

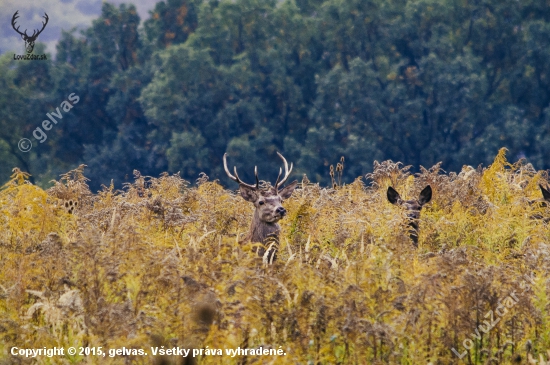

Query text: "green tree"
[143, 0, 202, 49]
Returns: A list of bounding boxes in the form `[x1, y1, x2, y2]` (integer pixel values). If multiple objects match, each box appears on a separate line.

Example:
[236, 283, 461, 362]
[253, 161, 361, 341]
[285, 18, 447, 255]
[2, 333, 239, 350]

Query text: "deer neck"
[248, 209, 280, 243]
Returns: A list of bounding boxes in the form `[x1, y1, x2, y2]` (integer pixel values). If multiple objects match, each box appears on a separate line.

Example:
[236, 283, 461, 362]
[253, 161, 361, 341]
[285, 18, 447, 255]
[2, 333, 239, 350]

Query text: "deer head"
[224, 152, 298, 263]
[540, 184, 550, 204]
[387, 185, 432, 247]
[12, 11, 49, 54]
[529, 184, 550, 221]
[529, 184, 550, 208]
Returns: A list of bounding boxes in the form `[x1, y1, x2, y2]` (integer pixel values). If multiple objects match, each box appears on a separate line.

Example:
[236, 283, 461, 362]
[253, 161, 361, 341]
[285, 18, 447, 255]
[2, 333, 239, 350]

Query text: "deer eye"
[258, 201, 265, 205]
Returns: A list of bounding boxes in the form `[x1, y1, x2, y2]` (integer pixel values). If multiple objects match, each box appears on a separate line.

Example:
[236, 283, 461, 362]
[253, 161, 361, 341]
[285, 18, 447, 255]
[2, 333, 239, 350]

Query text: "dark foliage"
[2, 0, 550, 190]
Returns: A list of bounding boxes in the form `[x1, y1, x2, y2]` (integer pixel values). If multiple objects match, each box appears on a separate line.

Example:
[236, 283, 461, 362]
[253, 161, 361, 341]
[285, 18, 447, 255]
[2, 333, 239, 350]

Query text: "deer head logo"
[11, 11, 49, 54]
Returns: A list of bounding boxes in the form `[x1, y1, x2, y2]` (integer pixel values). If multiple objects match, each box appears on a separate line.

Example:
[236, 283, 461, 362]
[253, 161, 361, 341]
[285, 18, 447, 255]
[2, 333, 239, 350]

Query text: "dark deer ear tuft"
[387, 187, 401, 205]
[239, 185, 259, 202]
[418, 185, 432, 206]
[540, 184, 550, 201]
[279, 180, 298, 200]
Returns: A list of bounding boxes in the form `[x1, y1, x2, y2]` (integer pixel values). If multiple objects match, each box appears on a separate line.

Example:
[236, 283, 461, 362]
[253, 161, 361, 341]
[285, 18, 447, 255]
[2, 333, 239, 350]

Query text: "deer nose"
[276, 207, 286, 216]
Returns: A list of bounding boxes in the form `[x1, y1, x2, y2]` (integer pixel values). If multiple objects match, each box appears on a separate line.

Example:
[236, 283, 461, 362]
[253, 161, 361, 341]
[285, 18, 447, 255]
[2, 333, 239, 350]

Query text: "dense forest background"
[1, 0, 550, 191]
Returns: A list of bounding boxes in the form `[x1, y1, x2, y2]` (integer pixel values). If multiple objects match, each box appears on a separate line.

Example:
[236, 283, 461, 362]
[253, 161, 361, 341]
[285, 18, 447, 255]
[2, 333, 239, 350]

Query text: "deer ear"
[239, 185, 258, 202]
[279, 180, 298, 200]
[387, 187, 401, 205]
[540, 184, 550, 201]
[418, 185, 432, 206]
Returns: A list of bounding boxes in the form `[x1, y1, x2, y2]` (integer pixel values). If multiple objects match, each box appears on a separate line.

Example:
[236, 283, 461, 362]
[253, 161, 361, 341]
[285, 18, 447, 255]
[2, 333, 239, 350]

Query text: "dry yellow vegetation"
[1, 148, 550, 364]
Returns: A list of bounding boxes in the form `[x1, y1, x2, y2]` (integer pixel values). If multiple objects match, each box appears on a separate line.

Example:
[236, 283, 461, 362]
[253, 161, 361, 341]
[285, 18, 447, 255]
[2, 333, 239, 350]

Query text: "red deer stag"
[387, 185, 432, 247]
[224, 152, 298, 264]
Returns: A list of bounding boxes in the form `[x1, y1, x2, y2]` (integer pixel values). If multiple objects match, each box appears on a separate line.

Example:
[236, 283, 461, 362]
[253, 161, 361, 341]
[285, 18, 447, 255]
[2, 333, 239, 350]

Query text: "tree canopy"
[2, 0, 550, 190]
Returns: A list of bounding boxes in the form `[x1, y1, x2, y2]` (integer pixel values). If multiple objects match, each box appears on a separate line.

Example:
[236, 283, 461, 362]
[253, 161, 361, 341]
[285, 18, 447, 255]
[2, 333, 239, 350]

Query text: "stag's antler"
[223, 153, 259, 190]
[11, 11, 25, 38]
[274, 152, 293, 191]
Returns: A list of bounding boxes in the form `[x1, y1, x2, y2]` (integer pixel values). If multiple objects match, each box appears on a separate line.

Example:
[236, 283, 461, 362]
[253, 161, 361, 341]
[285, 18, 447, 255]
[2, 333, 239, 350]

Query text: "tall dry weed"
[1, 149, 550, 364]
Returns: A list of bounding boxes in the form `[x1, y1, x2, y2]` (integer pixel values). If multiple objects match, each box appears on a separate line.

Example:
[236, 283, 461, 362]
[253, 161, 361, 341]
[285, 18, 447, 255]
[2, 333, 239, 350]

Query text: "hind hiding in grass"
[224, 152, 298, 264]
[530, 184, 550, 222]
[387, 185, 432, 247]
[540, 184, 550, 203]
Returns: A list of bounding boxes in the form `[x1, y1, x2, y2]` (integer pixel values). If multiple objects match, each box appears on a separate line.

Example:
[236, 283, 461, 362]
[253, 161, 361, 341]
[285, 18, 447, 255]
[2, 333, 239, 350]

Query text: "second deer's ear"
[239, 185, 259, 202]
[418, 185, 432, 206]
[540, 184, 550, 201]
[279, 180, 298, 200]
[387, 187, 401, 205]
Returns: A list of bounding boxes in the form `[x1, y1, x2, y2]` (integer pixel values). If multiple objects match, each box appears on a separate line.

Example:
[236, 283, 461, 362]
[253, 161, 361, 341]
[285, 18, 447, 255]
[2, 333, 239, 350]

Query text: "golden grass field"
[1, 148, 550, 364]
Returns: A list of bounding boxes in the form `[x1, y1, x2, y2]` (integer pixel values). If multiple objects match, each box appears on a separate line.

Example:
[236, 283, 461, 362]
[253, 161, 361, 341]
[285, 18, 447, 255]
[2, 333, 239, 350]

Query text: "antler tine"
[11, 11, 19, 25]
[274, 167, 283, 190]
[223, 153, 258, 189]
[233, 166, 242, 181]
[233, 166, 258, 189]
[223, 153, 239, 182]
[275, 152, 293, 188]
[254, 166, 259, 189]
